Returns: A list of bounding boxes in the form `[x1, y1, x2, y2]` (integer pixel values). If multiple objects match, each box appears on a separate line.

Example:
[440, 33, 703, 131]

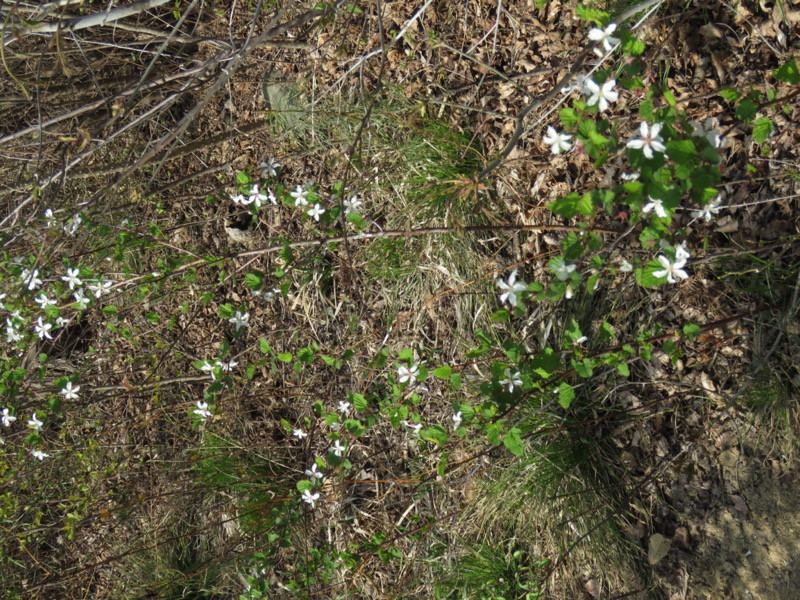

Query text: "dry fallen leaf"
[648, 533, 672, 565]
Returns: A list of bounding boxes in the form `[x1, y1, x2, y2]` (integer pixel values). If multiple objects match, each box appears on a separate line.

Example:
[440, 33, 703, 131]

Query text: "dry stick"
[2, 0, 173, 46]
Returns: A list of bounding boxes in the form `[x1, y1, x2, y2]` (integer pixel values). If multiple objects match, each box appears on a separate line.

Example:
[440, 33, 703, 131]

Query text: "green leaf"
[351, 393, 368, 411]
[276, 352, 293, 363]
[486, 423, 502, 446]
[683, 323, 702, 341]
[217, 303, 234, 318]
[560, 107, 579, 128]
[433, 365, 452, 379]
[531, 348, 560, 378]
[620, 30, 645, 55]
[666, 139, 697, 164]
[420, 425, 448, 445]
[102, 305, 117, 317]
[503, 428, 524, 457]
[450, 373, 462, 391]
[345, 419, 365, 437]
[719, 88, 741, 103]
[437, 454, 448, 477]
[574, 5, 609, 25]
[296, 479, 312, 492]
[549, 193, 581, 218]
[259, 338, 271, 354]
[662, 88, 677, 107]
[491, 309, 511, 322]
[617, 362, 630, 377]
[398, 348, 414, 361]
[236, 171, 251, 186]
[736, 99, 757, 125]
[639, 99, 654, 121]
[600, 321, 616, 340]
[574, 358, 594, 378]
[576, 192, 595, 216]
[245, 271, 264, 290]
[774, 59, 800, 84]
[752, 117, 773, 143]
[293, 347, 312, 364]
[558, 382, 575, 409]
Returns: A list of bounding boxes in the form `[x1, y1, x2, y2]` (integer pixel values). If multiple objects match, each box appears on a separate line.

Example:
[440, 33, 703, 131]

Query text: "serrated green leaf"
[351, 393, 367, 411]
[736, 99, 757, 125]
[503, 428, 524, 457]
[420, 425, 448, 445]
[560, 107, 579, 128]
[622, 35, 645, 56]
[617, 362, 630, 377]
[398, 348, 414, 361]
[486, 423, 502, 446]
[719, 88, 741, 103]
[558, 382, 575, 409]
[433, 365, 452, 379]
[236, 171, 251, 185]
[450, 373, 462, 390]
[245, 271, 264, 290]
[577, 192, 594, 216]
[683, 323, 702, 341]
[574, 5, 609, 25]
[752, 117, 773, 143]
[574, 358, 594, 378]
[549, 193, 581, 218]
[774, 59, 800, 84]
[531, 347, 560, 378]
[259, 338, 271, 354]
[666, 139, 697, 164]
[345, 419, 364, 437]
[637, 257, 668, 288]
[276, 352, 293, 363]
[218, 303, 234, 318]
[296, 479, 312, 492]
[438, 454, 448, 477]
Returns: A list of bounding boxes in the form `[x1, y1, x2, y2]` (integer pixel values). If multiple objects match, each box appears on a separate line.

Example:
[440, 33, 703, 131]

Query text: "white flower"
[27, 413, 43, 431]
[21, 268, 42, 291]
[61, 382, 80, 400]
[55, 316, 69, 328]
[35, 294, 57, 308]
[200, 361, 217, 379]
[620, 171, 640, 181]
[44, 208, 56, 227]
[584, 79, 618, 112]
[35, 317, 53, 340]
[337, 400, 352, 414]
[65, 214, 82, 236]
[575, 335, 588, 344]
[291, 185, 309, 207]
[231, 193, 247, 206]
[306, 203, 325, 222]
[293, 428, 308, 439]
[194, 401, 212, 420]
[452, 411, 463, 429]
[542, 126, 572, 155]
[5, 320, 23, 344]
[626, 122, 666, 159]
[619, 259, 634, 272]
[401, 420, 423, 435]
[397, 364, 419, 384]
[587, 23, 620, 51]
[247, 184, 270, 208]
[219, 359, 238, 372]
[690, 118, 722, 148]
[305, 463, 324, 480]
[330, 440, 346, 457]
[228, 310, 250, 332]
[654, 255, 689, 284]
[301, 489, 320, 508]
[561, 73, 590, 95]
[61, 268, 82, 290]
[550, 258, 577, 281]
[343, 195, 362, 215]
[691, 195, 724, 222]
[31, 450, 50, 461]
[497, 269, 527, 307]
[499, 368, 523, 393]
[1, 408, 16, 428]
[642, 197, 668, 219]
[259, 158, 280, 178]
[675, 242, 691, 264]
[87, 280, 112, 298]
